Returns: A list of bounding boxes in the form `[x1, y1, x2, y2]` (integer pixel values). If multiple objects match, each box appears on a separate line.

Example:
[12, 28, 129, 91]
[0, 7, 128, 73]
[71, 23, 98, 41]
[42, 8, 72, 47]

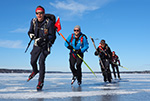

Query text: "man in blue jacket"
[65, 25, 89, 85]
[27, 5, 56, 90]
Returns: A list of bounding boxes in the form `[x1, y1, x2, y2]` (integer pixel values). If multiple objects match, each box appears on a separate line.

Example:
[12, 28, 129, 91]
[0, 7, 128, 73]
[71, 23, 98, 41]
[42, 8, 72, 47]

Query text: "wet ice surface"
[0, 73, 150, 101]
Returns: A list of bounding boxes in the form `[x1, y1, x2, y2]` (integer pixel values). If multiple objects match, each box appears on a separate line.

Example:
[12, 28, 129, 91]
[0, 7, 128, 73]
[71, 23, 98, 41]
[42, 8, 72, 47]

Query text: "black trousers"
[111, 64, 120, 78]
[99, 59, 111, 81]
[30, 46, 50, 83]
[69, 53, 83, 82]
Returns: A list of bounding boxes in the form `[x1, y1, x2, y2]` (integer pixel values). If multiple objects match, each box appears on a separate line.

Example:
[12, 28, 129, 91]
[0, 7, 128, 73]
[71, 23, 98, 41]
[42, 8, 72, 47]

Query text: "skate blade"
[71, 80, 75, 85]
[37, 89, 42, 91]
[71, 81, 74, 85]
[27, 78, 30, 82]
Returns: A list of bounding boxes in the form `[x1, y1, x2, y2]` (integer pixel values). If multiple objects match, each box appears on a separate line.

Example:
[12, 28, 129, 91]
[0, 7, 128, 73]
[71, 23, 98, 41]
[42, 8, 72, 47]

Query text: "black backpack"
[44, 14, 56, 25]
[44, 14, 56, 34]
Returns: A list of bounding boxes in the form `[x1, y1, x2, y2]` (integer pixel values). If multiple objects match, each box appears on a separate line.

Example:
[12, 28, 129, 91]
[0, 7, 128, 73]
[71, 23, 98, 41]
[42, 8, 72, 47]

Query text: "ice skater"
[27, 5, 56, 90]
[94, 40, 112, 83]
[65, 25, 89, 85]
[111, 51, 121, 79]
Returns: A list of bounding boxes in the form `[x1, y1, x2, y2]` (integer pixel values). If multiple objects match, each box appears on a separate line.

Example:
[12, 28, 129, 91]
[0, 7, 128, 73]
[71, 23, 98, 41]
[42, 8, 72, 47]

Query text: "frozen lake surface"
[0, 73, 150, 101]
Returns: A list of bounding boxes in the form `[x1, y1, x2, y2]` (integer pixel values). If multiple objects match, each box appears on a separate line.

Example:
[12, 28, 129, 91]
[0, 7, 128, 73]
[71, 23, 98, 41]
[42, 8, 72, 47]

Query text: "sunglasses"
[36, 12, 44, 15]
[74, 30, 79, 32]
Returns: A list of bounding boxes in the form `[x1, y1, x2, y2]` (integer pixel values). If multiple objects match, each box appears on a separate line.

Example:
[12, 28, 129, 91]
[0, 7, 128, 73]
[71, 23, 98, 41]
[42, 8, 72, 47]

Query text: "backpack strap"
[71, 34, 74, 45]
[80, 35, 83, 44]
[98, 44, 107, 52]
[32, 18, 37, 31]
[71, 33, 87, 46]
[44, 18, 50, 35]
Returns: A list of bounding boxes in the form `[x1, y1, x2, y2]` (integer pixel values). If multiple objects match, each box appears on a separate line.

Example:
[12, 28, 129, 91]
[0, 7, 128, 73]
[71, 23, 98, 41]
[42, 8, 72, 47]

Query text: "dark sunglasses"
[36, 12, 44, 15]
[74, 30, 79, 32]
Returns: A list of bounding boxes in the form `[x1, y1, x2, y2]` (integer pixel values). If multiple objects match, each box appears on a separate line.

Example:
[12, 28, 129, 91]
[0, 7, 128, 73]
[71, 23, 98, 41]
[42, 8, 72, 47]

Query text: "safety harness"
[70, 34, 84, 59]
[98, 43, 107, 52]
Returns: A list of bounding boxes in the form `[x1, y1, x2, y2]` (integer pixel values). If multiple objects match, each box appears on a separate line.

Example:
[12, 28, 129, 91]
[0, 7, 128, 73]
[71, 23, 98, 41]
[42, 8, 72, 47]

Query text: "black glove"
[75, 49, 81, 54]
[67, 45, 73, 50]
[94, 51, 99, 56]
[37, 38, 47, 47]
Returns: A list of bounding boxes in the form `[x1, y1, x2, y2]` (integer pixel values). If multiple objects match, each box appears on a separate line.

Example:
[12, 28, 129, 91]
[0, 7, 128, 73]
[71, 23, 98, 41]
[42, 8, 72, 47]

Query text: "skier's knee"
[30, 60, 36, 66]
[38, 60, 45, 66]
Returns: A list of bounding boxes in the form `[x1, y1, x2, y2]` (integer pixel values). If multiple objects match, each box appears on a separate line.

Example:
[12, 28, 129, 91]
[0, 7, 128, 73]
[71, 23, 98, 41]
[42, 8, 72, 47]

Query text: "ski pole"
[90, 38, 128, 70]
[58, 32, 97, 77]
[25, 37, 34, 53]
[112, 62, 128, 70]
[90, 36, 105, 69]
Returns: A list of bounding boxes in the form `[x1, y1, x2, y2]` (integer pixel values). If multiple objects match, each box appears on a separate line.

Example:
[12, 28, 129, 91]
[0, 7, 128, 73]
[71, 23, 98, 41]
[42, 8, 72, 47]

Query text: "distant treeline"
[0, 69, 62, 73]
[0, 69, 150, 74]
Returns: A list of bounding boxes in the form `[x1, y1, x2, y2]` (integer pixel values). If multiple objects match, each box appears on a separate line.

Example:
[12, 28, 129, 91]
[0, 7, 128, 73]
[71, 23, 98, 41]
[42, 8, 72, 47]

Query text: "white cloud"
[49, 0, 112, 19]
[10, 28, 28, 33]
[0, 40, 23, 49]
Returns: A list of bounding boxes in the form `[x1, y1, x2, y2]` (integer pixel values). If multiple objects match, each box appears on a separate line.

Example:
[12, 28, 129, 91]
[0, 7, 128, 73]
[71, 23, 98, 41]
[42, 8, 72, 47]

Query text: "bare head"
[74, 25, 81, 38]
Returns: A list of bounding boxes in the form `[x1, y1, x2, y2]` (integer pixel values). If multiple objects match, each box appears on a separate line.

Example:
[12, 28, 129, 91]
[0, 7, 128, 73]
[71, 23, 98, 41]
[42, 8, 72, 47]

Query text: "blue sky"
[0, 0, 150, 72]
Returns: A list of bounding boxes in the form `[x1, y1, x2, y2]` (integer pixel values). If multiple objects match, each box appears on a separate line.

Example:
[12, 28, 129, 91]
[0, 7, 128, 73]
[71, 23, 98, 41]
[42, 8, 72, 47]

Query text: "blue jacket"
[65, 33, 89, 53]
[28, 17, 56, 45]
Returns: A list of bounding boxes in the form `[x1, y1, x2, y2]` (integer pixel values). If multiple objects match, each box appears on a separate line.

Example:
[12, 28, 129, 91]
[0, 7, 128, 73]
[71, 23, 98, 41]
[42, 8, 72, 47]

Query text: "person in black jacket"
[111, 51, 121, 79]
[27, 5, 56, 90]
[95, 40, 112, 82]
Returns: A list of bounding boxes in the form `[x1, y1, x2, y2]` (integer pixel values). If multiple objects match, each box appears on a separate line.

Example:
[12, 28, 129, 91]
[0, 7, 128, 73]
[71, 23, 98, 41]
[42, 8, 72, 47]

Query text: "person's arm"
[94, 47, 99, 56]
[28, 19, 35, 39]
[65, 34, 72, 50]
[117, 56, 121, 66]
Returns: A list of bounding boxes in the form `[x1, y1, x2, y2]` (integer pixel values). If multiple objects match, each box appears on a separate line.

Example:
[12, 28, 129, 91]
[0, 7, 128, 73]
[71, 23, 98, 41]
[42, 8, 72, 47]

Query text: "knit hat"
[74, 25, 81, 30]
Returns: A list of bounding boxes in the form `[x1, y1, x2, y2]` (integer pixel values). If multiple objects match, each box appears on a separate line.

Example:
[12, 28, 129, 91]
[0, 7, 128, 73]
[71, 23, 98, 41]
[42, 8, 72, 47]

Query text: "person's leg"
[116, 66, 120, 79]
[112, 64, 116, 79]
[100, 60, 107, 82]
[69, 53, 77, 77]
[37, 50, 49, 90]
[105, 60, 111, 82]
[30, 46, 41, 73]
[38, 52, 49, 83]
[76, 54, 83, 84]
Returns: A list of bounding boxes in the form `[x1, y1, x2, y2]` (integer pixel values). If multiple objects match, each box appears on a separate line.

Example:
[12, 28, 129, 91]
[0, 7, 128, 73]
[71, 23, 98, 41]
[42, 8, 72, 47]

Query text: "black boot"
[71, 76, 77, 85]
[104, 76, 107, 82]
[37, 82, 44, 91]
[108, 72, 112, 83]
[103, 72, 107, 82]
[27, 71, 38, 82]
[78, 81, 82, 86]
